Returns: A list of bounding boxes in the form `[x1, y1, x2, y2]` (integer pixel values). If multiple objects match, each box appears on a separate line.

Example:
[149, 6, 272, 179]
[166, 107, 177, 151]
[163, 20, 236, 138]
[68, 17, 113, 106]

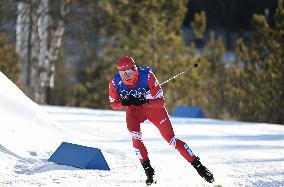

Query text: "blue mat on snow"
[48, 142, 110, 170]
[172, 106, 206, 118]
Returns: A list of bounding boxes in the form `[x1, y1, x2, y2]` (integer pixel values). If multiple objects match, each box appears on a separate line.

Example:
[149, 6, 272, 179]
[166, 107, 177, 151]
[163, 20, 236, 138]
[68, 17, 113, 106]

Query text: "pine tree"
[227, 0, 284, 124]
[172, 11, 228, 119]
[200, 32, 227, 118]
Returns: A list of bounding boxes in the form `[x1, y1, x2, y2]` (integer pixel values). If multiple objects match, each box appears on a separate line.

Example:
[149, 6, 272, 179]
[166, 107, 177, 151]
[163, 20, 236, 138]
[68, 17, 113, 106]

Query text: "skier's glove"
[131, 95, 148, 106]
[119, 95, 132, 106]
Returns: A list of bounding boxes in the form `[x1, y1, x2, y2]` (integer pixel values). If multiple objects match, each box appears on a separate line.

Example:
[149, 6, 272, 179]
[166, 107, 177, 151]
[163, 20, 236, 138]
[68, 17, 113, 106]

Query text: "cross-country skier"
[108, 56, 214, 185]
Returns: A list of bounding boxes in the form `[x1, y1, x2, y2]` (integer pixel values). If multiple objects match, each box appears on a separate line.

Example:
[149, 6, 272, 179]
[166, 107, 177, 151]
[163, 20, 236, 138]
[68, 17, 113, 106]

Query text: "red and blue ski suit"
[109, 67, 196, 163]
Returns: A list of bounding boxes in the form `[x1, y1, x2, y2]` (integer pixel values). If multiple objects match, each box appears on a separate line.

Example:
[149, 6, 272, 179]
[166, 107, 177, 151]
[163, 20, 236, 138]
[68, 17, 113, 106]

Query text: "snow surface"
[0, 71, 284, 187]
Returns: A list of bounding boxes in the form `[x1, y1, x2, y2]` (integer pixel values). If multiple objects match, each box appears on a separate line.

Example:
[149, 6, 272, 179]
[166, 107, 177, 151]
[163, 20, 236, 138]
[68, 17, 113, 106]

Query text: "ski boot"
[142, 160, 156, 186]
[191, 157, 214, 183]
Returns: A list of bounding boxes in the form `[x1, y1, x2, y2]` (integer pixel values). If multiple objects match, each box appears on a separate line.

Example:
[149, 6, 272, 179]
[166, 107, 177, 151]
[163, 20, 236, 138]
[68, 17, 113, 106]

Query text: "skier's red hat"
[117, 56, 136, 71]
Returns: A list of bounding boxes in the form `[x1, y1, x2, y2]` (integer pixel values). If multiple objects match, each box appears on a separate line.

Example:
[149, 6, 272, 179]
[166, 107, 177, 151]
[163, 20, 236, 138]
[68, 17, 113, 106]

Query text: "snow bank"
[0, 72, 63, 158]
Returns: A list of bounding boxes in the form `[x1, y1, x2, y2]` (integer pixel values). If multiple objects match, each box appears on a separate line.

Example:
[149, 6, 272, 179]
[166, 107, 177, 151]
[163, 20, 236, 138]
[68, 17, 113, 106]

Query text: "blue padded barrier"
[172, 106, 206, 118]
[48, 142, 110, 170]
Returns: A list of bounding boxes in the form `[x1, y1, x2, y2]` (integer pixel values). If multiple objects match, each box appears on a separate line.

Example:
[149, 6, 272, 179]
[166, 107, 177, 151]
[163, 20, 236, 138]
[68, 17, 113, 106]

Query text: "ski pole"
[160, 63, 198, 86]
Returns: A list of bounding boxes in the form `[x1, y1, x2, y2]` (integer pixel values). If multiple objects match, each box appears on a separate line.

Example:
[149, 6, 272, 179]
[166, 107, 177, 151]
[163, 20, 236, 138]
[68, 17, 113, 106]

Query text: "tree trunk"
[16, 1, 32, 95]
[16, 0, 70, 104]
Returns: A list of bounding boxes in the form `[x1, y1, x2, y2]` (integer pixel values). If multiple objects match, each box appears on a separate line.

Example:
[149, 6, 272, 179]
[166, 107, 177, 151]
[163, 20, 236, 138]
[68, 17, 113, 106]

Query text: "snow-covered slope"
[0, 72, 64, 156]
[0, 72, 284, 187]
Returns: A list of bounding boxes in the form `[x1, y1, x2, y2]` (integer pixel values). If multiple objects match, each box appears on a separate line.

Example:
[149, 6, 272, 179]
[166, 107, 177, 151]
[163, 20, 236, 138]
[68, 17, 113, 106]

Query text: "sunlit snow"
[0, 72, 283, 187]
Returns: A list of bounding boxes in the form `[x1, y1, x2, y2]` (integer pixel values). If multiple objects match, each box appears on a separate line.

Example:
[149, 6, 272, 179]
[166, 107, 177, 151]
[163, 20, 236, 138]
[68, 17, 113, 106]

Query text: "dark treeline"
[185, 0, 279, 49]
[0, 0, 283, 124]
[185, 0, 278, 30]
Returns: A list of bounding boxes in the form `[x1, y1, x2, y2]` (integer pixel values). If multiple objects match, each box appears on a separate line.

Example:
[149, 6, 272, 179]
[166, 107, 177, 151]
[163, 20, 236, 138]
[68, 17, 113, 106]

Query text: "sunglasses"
[119, 68, 135, 77]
